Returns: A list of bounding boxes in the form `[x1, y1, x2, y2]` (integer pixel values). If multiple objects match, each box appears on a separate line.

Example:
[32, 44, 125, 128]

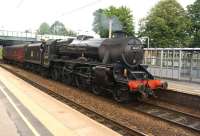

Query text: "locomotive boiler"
[57, 35, 144, 67]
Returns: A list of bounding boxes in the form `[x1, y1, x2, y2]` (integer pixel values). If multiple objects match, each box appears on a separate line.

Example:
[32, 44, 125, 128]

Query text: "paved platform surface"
[0, 87, 26, 136]
[166, 79, 200, 96]
[0, 67, 121, 136]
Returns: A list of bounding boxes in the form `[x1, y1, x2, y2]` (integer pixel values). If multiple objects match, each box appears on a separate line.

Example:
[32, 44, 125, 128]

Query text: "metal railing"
[144, 48, 200, 83]
[0, 30, 36, 38]
[0, 30, 36, 41]
[0, 30, 74, 41]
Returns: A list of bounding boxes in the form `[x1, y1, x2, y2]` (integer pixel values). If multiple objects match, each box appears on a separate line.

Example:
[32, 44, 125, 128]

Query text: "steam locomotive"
[3, 34, 167, 102]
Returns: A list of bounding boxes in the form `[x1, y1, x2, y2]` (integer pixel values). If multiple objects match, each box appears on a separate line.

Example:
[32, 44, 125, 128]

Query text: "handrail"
[0, 30, 74, 41]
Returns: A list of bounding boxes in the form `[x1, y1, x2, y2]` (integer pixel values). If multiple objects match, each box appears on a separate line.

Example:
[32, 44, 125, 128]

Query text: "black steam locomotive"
[3, 35, 167, 102]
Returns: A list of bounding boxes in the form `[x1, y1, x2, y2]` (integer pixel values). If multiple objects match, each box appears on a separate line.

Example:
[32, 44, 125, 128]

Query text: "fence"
[0, 30, 74, 41]
[144, 48, 200, 83]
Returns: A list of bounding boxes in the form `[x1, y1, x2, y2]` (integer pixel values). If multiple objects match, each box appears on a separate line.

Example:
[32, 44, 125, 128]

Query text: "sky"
[0, 0, 195, 36]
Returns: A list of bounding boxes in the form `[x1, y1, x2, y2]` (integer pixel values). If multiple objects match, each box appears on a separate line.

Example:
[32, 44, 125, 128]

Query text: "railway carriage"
[0, 45, 2, 60]
[2, 44, 27, 63]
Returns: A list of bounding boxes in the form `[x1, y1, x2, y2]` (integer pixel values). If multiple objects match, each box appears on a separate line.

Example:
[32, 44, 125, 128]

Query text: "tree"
[37, 21, 77, 36]
[37, 22, 50, 34]
[105, 6, 134, 36]
[93, 6, 134, 38]
[93, 9, 109, 38]
[67, 30, 77, 37]
[138, 0, 191, 48]
[187, 0, 200, 47]
[49, 21, 68, 35]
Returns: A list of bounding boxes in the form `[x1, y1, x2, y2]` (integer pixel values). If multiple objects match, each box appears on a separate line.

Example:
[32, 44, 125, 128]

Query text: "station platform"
[0, 67, 121, 136]
[165, 79, 200, 96]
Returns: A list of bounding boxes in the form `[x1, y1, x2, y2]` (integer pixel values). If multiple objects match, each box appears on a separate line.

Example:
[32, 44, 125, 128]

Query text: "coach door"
[43, 44, 49, 67]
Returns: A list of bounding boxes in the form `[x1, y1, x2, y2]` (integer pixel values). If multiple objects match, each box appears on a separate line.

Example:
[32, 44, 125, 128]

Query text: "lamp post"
[108, 18, 112, 39]
[142, 36, 150, 48]
[147, 37, 149, 48]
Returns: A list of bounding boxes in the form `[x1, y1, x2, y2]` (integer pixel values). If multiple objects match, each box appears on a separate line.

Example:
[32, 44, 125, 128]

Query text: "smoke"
[100, 13, 123, 31]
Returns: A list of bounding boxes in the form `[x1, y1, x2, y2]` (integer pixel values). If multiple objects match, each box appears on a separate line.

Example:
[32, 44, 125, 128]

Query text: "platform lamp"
[141, 36, 150, 48]
[108, 18, 113, 39]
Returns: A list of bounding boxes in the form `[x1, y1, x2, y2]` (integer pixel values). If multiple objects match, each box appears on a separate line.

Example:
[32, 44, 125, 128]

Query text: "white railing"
[36, 34, 75, 41]
[144, 48, 200, 83]
[0, 30, 36, 38]
[0, 30, 74, 41]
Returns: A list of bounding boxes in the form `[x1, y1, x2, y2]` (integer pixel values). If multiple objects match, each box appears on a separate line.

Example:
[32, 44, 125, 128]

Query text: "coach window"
[31, 50, 34, 57]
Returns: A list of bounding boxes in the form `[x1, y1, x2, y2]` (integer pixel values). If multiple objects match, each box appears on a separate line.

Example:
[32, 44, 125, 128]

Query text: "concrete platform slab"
[0, 82, 35, 136]
[0, 67, 121, 136]
[0, 95, 21, 136]
[166, 79, 200, 96]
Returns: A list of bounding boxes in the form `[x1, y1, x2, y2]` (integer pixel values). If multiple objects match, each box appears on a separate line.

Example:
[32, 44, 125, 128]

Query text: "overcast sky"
[0, 0, 195, 35]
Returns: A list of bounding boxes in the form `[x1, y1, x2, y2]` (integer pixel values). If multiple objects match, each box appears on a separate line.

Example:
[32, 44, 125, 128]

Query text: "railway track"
[1, 64, 200, 135]
[0, 64, 147, 136]
[129, 101, 200, 133]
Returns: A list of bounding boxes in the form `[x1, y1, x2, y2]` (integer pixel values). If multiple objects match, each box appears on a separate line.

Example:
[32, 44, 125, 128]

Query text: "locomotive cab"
[112, 31, 127, 38]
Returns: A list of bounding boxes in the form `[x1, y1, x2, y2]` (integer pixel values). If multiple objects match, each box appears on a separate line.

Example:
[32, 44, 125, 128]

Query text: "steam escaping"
[100, 13, 123, 31]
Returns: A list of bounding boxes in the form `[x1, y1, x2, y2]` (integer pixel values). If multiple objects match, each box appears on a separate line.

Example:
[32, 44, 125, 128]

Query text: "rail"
[131, 102, 200, 133]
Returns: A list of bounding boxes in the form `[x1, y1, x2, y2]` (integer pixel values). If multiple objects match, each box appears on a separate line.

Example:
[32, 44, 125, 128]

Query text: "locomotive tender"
[3, 35, 167, 102]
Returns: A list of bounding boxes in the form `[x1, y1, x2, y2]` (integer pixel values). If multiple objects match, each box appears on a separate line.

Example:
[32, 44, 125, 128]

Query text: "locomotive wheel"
[92, 84, 102, 95]
[62, 73, 72, 85]
[74, 76, 81, 88]
[137, 92, 148, 101]
[52, 69, 59, 81]
[113, 88, 131, 103]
